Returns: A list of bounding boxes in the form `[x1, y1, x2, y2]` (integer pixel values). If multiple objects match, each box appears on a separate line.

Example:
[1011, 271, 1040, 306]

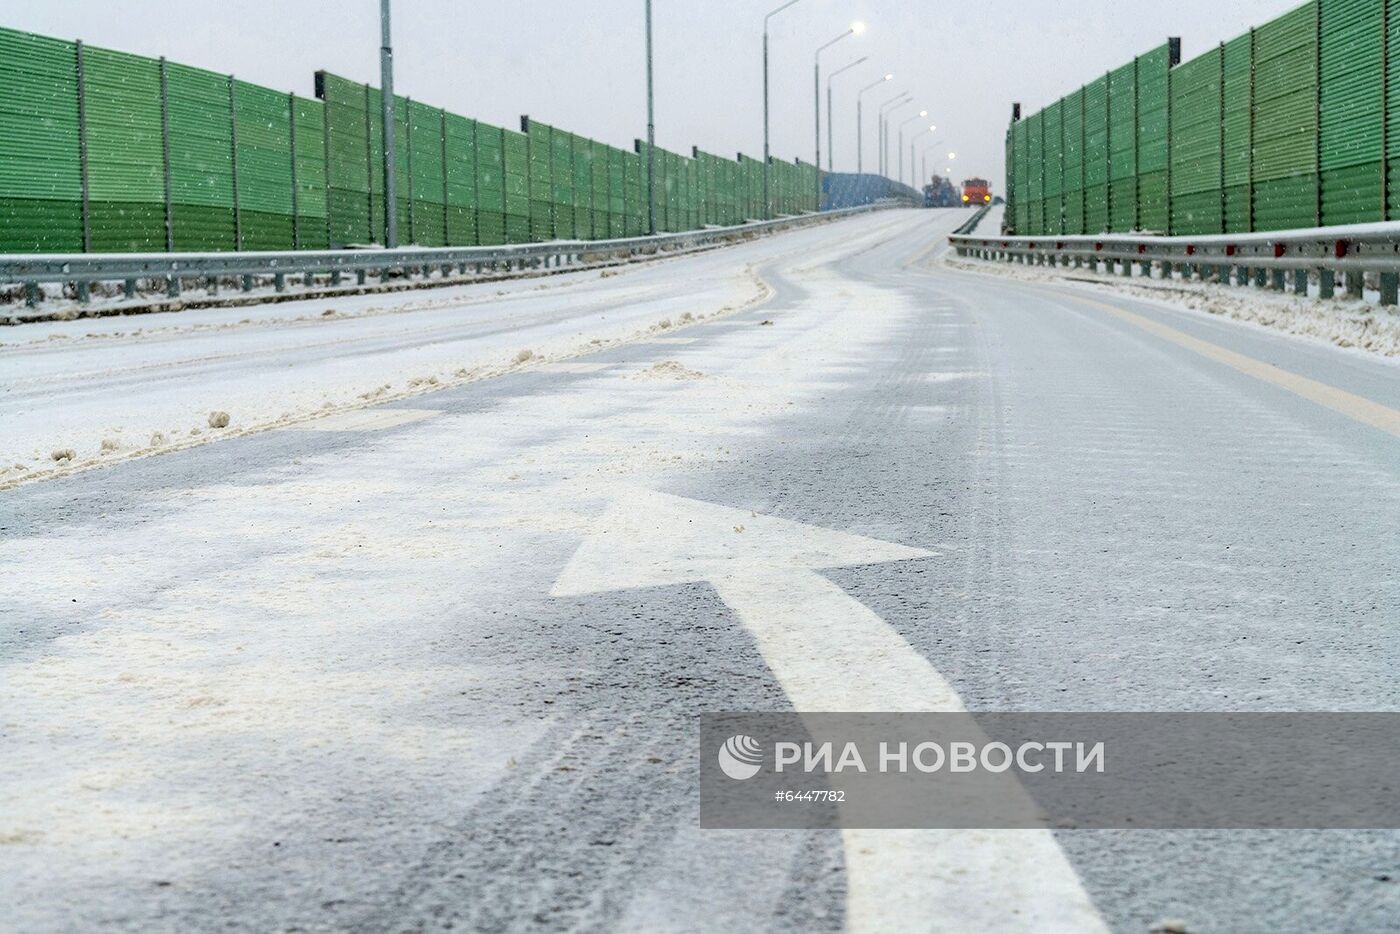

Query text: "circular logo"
[717, 734, 763, 780]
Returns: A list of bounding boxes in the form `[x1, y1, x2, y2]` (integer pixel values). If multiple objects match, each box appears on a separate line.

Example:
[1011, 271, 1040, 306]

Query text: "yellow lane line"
[1067, 293, 1400, 438]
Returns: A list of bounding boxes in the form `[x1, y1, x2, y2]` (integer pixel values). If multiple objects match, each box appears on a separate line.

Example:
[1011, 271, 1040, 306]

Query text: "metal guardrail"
[1, 203, 894, 313]
[952, 205, 992, 236]
[948, 222, 1400, 306]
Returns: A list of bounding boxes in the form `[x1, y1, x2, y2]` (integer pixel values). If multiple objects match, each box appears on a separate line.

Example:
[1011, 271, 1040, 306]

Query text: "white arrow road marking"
[552, 489, 1107, 933]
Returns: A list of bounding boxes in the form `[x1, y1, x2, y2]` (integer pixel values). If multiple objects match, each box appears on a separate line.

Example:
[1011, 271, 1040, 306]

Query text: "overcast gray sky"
[12, 1, 1298, 191]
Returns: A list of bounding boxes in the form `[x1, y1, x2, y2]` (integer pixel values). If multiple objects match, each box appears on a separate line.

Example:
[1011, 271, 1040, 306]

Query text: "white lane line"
[282, 408, 440, 432]
[552, 489, 1107, 933]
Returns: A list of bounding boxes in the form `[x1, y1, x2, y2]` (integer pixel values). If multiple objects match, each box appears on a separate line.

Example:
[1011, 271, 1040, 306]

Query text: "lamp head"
[851, 21, 867, 35]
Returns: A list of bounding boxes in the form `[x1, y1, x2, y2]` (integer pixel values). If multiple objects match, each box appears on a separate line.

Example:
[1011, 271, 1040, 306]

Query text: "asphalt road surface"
[2, 209, 1397, 932]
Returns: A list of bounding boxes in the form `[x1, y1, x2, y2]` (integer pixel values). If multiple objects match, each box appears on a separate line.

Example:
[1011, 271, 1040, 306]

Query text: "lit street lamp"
[762, 0, 805, 220]
[896, 110, 928, 186]
[855, 74, 893, 174]
[814, 22, 864, 210]
[826, 56, 867, 171]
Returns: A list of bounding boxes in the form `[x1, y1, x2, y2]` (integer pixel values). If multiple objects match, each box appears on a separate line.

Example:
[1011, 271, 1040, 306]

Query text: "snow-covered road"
[0, 211, 913, 485]
[2, 207, 1398, 931]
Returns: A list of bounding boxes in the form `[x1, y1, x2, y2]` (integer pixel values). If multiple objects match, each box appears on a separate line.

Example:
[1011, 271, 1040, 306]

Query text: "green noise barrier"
[0, 24, 823, 253]
[1005, 0, 1400, 236]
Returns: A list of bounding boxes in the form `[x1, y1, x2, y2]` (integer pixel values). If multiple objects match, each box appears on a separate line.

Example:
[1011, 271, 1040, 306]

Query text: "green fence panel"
[1083, 75, 1109, 233]
[476, 122, 505, 245]
[1252, 1, 1319, 231]
[1025, 110, 1043, 234]
[523, 117, 552, 242]
[164, 62, 234, 250]
[293, 96, 327, 249]
[406, 100, 445, 245]
[234, 79, 293, 250]
[571, 135, 592, 237]
[1108, 61, 1138, 231]
[588, 140, 607, 238]
[1136, 45, 1172, 232]
[1170, 47, 1224, 234]
[1389, 0, 1400, 219]
[624, 148, 643, 235]
[1043, 100, 1063, 234]
[1320, 0, 1383, 226]
[551, 129, 574, 239]
[502, 125, 528, 243]
[365, 85, 387, 244]
[1223, 34, 1254, 232]
[444, 112, 477, 246]
[608, 147, 625, 235]
[1061, 89, 1084, 234]
[317, 72, 370, 247]
[84, 45, 164, 251]
[1011, 120, 1028, 231]
[0, 28, 82, 252]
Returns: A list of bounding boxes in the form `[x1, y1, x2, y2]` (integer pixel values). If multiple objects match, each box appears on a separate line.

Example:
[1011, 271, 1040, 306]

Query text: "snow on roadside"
[967, 204, 1005, 235]
[0, 210, 928, 488]
[944, 253, 1400, 359]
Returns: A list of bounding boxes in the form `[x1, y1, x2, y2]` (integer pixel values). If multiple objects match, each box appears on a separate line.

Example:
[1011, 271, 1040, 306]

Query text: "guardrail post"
[1344, 271, 1363, 300]
[166, 276, 180, 299]
[1292, 269, 1307, 295]
[25, 282, 40, 308]
[1319, 269, 1335, 299]
[1120, 259, 1130, 278]
[1270, 269, 1285, 291]
[1233, 266, 1247, 287]
[1380, 272, 1399, 307]
[76, 281, 90, 304]
[124, 278, 137, 299]
[1141, 261, 1152, 277]
[1253, 268, 1266, 288]
[208, 275, 219, 296]
[331, 270, 342, 286]
[356, 269, 366, 286]
[274, 272, 286, 293]
[241, 274, 253, 292]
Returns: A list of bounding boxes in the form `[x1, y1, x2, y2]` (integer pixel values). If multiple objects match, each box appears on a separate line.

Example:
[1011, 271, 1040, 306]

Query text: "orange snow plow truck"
[961, 178, 992, 206]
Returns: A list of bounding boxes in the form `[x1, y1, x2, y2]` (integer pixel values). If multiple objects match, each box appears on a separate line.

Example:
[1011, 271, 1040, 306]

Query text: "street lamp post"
[826, 56, 866, 172]
[877, 93, 910, 177]
[645, 0, 656, 234]
[855, 73, 892, 175]
[380, 0, 396, 247]
[910, 126, 935, 189]
[763, 0, 804, 220]
[813, 22, 863, 211]
[896, 110, 928, 186]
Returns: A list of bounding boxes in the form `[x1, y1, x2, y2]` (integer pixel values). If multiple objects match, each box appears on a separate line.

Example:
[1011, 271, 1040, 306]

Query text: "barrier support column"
[1319, 268, 1335, 299]
[1380, 272, 1398, 307]
[1344, 271, 1364, 300]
